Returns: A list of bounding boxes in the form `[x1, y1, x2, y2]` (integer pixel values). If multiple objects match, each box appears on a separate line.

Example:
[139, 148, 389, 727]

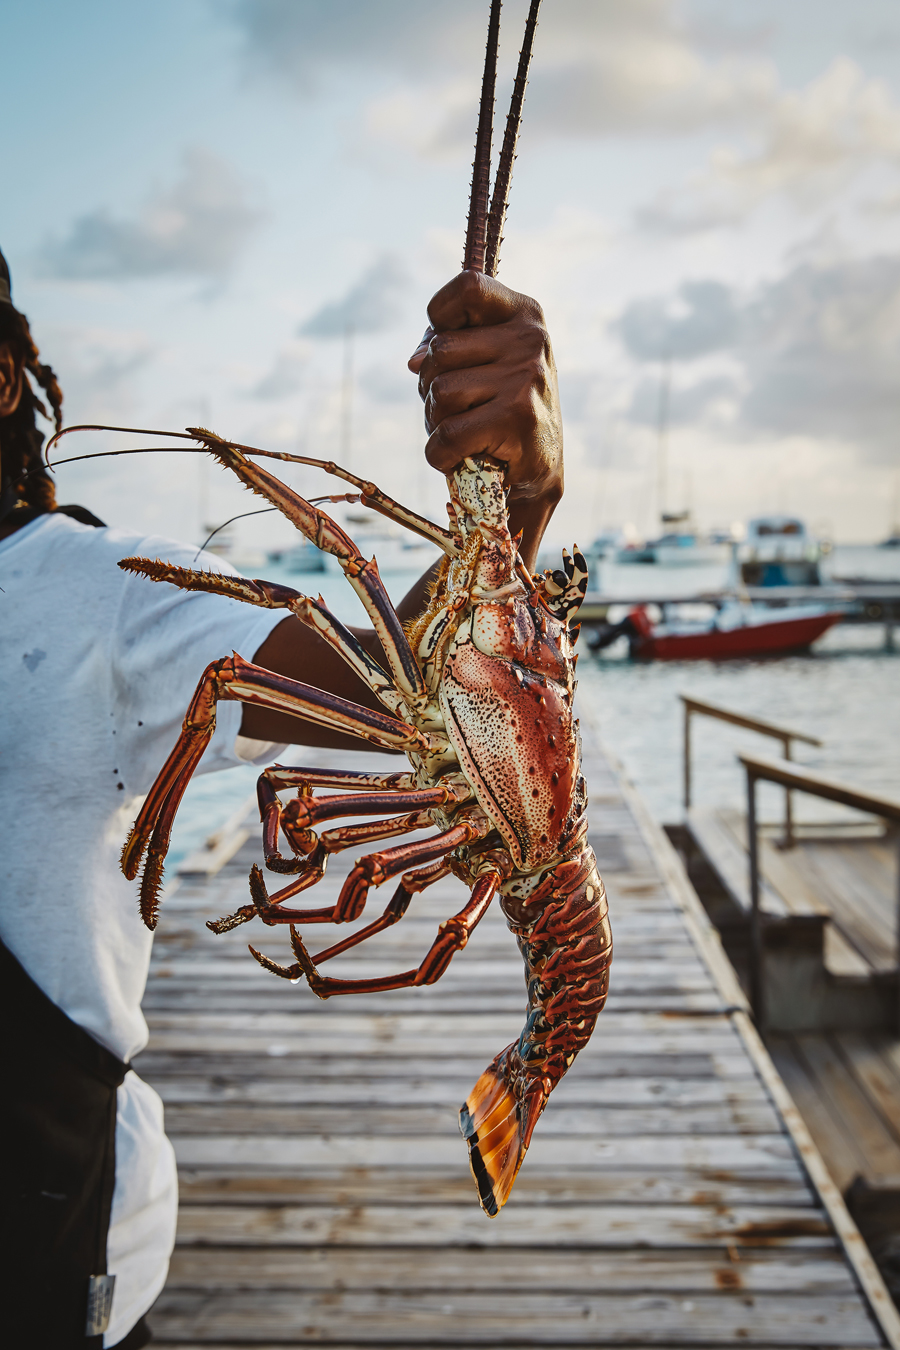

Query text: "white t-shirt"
[0, 512, 287, 1345]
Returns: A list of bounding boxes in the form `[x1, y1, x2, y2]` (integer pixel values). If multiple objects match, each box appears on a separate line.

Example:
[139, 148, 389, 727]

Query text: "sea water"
[165, 546, 900, 871]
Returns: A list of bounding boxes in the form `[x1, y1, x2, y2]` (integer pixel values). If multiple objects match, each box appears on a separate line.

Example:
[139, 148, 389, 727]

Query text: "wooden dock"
[135, 723, 900, 1347]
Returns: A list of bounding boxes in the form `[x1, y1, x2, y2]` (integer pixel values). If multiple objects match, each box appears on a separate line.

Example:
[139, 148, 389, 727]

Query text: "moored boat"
[624, 600, 845, 661]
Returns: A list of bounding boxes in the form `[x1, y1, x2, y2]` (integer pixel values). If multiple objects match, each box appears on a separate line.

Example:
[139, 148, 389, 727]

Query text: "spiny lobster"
[48, 0, 613, 1216]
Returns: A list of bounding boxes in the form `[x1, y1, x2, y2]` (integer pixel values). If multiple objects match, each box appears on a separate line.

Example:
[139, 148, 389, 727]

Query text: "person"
[0, 247, 563, 1347]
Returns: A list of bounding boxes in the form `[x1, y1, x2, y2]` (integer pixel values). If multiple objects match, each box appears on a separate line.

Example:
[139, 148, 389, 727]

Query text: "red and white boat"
[623, 600, 844, 661]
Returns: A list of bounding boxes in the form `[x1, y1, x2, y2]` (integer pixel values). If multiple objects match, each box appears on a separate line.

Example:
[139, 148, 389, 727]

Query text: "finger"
[427, 270, 540, 333]
[407, 326, 434, 374]
[423, 368, 500, 430]
[425, 400, 518, 478]
[417, 328, 507, 397]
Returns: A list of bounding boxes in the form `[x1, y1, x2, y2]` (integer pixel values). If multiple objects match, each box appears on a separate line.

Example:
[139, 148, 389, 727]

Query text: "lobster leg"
[210, 809, 440, 933]
[185, 436, 428, 706]
[253, 868, 500, 996]
[122, 653, 427, 928]
[328, 813, 490, 924]
[312, 859, 452, 964]
[263, 765, 417, 791]
[256, 768, 419, 872]
[118, 561, 407, 716]
[243, 448, 461, 556]
[248, 858, 452, 974]
[242, 813, 489, 934]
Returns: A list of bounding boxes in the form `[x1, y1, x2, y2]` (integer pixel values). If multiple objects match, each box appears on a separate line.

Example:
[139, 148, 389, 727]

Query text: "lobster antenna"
[485, 0, 542, 278]
[463, 0, 502, 272]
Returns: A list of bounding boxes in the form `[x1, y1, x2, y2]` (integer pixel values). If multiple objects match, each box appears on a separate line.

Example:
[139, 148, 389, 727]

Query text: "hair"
[0, 304, 63, 513]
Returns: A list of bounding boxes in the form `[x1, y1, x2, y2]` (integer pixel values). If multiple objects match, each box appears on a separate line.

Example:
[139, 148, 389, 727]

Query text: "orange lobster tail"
[460, 1049, 546, 1216]
[460, 845, 613, 1216]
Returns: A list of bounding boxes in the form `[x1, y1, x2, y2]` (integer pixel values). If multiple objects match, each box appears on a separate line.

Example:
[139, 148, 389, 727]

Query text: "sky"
[3, 0, 900, 550]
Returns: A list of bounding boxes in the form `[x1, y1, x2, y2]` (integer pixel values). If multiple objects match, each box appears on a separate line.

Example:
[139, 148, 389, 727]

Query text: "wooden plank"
[161, 1098, 783, 1137]
[686, 807, 786, 917]
[166, 1245, 856, 1293]
[794, 1036, 900, 1178]
[173, 1202, 834, 1249]
[146, 1288, 883, 1345]
[169, 1132, 801, 1173]
[175, 1169, 815, 1208]
[145, 1011, 737, 1036]
[146, 1028, 744, 1056]
[135, 1049, 760, 1081]
[798, 845, 895, 971]
[766, 1036, 866, 1193]
[148, 1074, 775, 1109]
[835, 1034, 900, 1150]
[144, 990, 731, 1015]
[146, 956, 711, 986]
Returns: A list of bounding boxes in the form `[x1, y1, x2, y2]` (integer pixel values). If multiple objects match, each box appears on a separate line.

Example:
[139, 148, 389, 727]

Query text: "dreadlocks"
[0, 302, 63, 514]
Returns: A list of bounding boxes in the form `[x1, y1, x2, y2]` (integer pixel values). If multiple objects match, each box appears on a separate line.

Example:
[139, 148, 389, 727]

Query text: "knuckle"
[516, 319, 548, 359]
[457, 268, 484, 301]
[432, 419, 455, 451]
[428, 332, 447, 361]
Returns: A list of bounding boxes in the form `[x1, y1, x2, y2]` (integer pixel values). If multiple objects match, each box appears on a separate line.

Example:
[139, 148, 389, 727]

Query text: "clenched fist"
[408, 270, 563, 570]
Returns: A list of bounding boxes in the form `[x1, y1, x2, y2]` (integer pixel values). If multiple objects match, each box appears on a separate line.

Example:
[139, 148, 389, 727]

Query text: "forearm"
[238, 562, 441, 749]
[508, 487, 562, 573]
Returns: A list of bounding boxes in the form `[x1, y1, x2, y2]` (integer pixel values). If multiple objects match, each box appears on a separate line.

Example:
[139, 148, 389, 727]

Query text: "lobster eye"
[551, 570, 567, 589]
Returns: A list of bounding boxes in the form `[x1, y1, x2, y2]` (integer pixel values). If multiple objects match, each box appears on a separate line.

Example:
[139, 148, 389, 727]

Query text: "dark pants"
[0, 937, 149, 1346]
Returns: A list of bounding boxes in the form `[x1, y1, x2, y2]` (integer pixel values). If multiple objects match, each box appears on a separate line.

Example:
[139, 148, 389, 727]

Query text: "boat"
[585, 525, 637, 562]
[737, 516, 825, 587]
[621, 599, 845, 661]
[616, 511, 734, 566]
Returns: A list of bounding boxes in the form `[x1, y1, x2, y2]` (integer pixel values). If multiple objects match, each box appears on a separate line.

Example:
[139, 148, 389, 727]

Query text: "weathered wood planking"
[136, 732, 897, 1346]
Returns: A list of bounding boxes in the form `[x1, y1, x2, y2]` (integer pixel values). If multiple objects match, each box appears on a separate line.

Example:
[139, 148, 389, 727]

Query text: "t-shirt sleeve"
[108, 533, 291, 796]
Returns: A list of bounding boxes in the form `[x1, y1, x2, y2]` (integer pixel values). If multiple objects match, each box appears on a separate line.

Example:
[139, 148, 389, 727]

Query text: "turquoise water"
[167, 548, 900, 870]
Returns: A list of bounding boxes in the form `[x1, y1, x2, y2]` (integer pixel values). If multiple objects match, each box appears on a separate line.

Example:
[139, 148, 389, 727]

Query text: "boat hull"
[633, 612, 844, 661]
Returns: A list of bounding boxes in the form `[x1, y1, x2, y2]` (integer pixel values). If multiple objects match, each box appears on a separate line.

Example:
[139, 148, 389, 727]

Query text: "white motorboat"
[617, 511, 734, 566]
[737, 516, 825, 587]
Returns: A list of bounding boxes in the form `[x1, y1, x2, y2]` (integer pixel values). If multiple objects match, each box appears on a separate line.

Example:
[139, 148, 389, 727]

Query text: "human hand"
[408, 271, 562, 566]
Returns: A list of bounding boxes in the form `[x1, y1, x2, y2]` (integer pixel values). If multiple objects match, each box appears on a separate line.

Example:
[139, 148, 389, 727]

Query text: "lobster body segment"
[461, 844, 612, 1216]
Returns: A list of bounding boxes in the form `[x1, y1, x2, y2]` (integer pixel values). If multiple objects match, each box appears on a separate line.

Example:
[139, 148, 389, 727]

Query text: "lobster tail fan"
[459, 1047, 547, 1216]
[485, 0, 542, 278]
[463, 0, 502, 272]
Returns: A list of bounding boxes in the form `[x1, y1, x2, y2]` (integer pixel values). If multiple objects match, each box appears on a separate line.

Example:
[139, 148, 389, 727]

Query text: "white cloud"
[44, 325, 154, 421]
[40, 149, 263, 280]
[641, 59, 900, 232]
[615, 251, 900, 460]
[249, 342, 311, 400]
[299, 256, 408, 338]
[231, 0, 777, 153]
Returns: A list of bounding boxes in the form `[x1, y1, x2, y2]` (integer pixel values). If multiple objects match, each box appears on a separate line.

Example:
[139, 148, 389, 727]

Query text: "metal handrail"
[739, 752, 900, 1032]
[681, 693, 822, 846]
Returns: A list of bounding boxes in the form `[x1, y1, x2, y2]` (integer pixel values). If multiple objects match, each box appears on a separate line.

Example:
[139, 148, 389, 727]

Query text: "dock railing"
[680, 693, 822, 846]
[739, 752, 900, 1032]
